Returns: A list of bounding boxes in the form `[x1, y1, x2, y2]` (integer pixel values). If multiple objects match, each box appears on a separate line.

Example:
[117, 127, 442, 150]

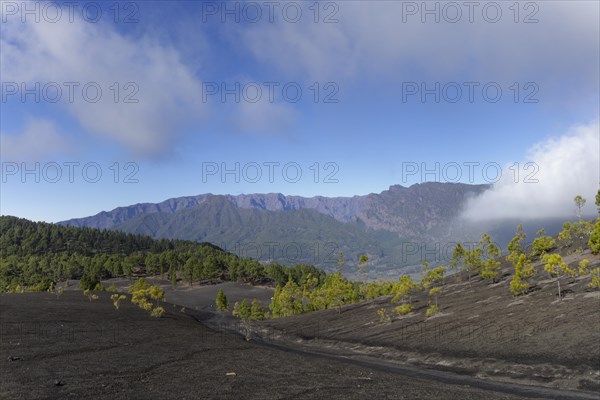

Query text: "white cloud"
[231, 99, 296, 135]
[461, 121, 600, 220]
[1, 16, 207, 157]
[231, 1, 599, 98]
[1, 119, 72, 161]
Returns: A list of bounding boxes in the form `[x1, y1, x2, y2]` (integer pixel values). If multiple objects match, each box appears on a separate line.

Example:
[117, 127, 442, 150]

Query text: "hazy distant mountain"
[60, 183, 492, 273]
[62, 182, 489, 236]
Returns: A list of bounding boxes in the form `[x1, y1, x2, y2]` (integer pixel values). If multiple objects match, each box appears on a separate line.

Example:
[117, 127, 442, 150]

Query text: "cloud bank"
[461, 121, 599, 220]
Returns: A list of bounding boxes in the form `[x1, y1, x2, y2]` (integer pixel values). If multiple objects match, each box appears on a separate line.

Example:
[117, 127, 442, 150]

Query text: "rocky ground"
[255, 250, 600, 394]
[3, 248, 598, 399]
[0, 291, 538, 400]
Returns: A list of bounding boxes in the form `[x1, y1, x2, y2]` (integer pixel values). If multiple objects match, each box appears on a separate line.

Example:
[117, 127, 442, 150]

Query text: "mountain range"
[60, 183, 497, 275]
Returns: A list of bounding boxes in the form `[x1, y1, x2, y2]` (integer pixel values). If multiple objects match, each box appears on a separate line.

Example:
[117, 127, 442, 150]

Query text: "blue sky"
[1, 0, 599, 222]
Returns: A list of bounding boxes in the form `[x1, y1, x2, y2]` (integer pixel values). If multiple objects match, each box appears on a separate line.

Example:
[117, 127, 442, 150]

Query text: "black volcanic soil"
[0, 292, 533, 400]
[256, 250, 600, 394]
[94, 278, 275, 311]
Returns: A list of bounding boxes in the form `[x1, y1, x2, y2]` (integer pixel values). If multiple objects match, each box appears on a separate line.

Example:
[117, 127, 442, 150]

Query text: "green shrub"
[250, 299, 268, 320]
[30, 281, 50, 292]
[216, 288, 228, 312]
[232, 299, 252, 319]
[425, 304, 439, 318]
[83, 289, 98, 301]
[393, 304, 413, 316]
[589, 268, 600, 289]
[531, 236, 556, 257]
[111, 294, 126, 309]
[376, 308, 391, 323]
[79, 274, 99, 291]
[589, 219, 600, 254]
[579, 259, 590, 275]
[129, 278, 149, 294]
[509, 254, 534, 296]
[151, 306, 165, 318]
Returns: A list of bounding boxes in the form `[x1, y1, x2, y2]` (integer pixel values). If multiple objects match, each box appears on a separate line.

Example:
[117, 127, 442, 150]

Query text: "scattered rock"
[7, 356, 21, 361]
[54, 380, 64, 387]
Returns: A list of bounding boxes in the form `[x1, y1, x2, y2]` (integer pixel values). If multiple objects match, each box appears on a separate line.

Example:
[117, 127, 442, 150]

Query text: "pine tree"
[358, 254, 369, 283]
[391, 275, 415, 304]
[543, 253, 575, 299]
[420, 266, 445, 316]
[509, 254, 534, 296]
[337, 251, 345, 271]
[232, 299, 251, 319]
[269, 280, 304, 318]
[308, 272, 357, 313]
[216, 288, 228, 312]
[479, 234, 501, 282]
[589, 219, 600, 254]
[250, 299, 267, 320]
[574, 195, 586, 219]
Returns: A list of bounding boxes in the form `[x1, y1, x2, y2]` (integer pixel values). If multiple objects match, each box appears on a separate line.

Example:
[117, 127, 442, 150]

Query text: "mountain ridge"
[58, 182, 491, 272]
[61, 182, 490, 235]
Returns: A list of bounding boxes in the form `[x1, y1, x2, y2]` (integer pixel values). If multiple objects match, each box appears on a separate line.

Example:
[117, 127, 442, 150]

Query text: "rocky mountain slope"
[61, 182, 489, 238]
[59, 183, 491, 272]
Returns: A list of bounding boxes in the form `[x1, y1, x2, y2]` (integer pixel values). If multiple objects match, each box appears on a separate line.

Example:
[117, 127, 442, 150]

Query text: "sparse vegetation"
[589, 268, 600, 289]
[420, 266, 445, 308]
[150, 306, 165, 318]
[111, 294, 126, 309]
[393, 303, 413, 316]
[83, 289, 99, 302]
[377, 308, 391, 323]
[425, 304, 439, 318]
[3, 215, 599, 326]
[129, 279, 166, 317]
[53, 285, 64, 299]
[578, 259, 590, 275]
[589, 219, 600, 254]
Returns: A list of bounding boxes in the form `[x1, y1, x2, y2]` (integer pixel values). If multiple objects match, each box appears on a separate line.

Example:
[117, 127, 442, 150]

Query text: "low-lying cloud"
[461, 121, 599, 221]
